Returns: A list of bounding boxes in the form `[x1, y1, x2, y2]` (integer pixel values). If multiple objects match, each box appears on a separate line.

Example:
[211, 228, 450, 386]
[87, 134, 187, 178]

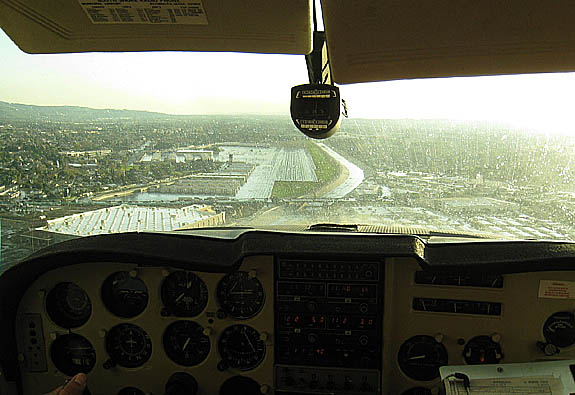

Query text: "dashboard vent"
[414, 271, 503, 288]
[412, 297, 502, 316]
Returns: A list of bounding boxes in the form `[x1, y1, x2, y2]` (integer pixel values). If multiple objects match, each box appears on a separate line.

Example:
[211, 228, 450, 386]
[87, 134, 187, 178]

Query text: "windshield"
[2, 29, 575, 266]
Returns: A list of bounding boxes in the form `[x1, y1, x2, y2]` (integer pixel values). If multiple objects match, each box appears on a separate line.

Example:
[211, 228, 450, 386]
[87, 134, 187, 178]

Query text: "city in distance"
[1, 100, 575, 266]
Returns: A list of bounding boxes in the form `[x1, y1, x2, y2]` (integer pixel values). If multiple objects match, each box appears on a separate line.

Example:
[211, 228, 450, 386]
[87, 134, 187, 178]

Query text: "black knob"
[102, 359, 116, 370]
[537, 341, 560, 356]
[306, 301, 318, 312]
[307, 333, 319, 344]
[165, 372, 198, 395]
[326, 381, 336, 390]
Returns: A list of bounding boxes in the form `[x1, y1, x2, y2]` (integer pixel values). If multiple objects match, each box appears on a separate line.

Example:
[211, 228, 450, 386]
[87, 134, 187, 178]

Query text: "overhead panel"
[0, 0, 312, 54]
[321, 0, 575, 84]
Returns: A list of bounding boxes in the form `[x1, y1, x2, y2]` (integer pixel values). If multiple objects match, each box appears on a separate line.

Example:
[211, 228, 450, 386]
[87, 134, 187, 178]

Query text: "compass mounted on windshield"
[291, 28, 344, 139]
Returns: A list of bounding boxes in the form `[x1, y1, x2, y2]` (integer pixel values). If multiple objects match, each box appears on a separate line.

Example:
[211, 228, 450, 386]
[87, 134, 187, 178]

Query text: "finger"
[60, 373, 87, 395]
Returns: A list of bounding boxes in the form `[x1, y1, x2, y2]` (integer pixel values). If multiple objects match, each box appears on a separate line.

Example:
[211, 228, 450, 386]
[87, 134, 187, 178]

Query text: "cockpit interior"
[2, 1, 575, 394]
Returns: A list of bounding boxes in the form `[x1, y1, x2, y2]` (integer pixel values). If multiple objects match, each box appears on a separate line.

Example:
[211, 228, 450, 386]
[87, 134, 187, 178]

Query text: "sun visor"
[322, 0, 575, 84]
[0, 0, 312, 54]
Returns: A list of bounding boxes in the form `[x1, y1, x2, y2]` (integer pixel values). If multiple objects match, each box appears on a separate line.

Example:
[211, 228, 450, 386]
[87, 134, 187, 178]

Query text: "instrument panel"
[12, 254, 575, 394]
[15, 257, 274, 395]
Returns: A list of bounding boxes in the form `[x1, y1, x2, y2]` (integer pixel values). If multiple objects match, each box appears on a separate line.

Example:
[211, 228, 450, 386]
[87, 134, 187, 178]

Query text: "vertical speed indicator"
[218, 324, 266, 370]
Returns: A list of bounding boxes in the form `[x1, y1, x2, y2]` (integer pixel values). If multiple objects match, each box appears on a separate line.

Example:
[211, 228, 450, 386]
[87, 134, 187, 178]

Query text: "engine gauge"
[106, 323, 152, 368]
[463, 335, 503, 364]
[46, 282, 92, 328]
[117, 388, 145, 395]
[217, 271, 265, 319]
[398, 335, 448, 381]
[218, 324, 266, 370]
[163, 320, 210, 366]
[101, 271, 148, 318]
[161, 271, 208, 317]
[543, 311, 575, 348]
[50, 334, 96, 376]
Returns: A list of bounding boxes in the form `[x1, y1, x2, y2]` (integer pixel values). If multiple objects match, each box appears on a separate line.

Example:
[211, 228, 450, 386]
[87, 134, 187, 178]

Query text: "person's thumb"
[60, 373, 87, 395]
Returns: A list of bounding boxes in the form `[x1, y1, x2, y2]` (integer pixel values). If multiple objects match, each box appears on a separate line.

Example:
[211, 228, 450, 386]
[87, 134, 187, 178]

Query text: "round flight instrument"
[163, 321, 210, 366]
[117, 388, 145, 395]
[50, 334, 96, 376]
[463, 336, 503, 365]
[217, 271, 265, 319]
[161, 271, 208, 317]
[218, 324, 266, 370]
[220, 376, 261, 395]
[543, 311, 575, 348]
[46, 282, 92, 328]
[101, 271, 148, 318]
[106, 323, 152, 368]
[398, 335, 448, 381]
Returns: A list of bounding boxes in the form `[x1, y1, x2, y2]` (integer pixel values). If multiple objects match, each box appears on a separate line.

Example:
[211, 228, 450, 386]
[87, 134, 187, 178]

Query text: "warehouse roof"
[38, 205, 221, 237]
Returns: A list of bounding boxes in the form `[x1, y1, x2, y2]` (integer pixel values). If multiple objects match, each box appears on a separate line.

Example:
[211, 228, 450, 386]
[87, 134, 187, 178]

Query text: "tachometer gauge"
[46, 282, 92, 328]
[218, 324, 266, 370]
[163, 320, 210, 366]
[217, 271, 265, 319]
[106, 324, 152, 368]
[398, 335, 448, 381]
[50, 334, 96, 376]
[101, 271, 148, 318]
[543, 311, 575, 348]
[161, 271, 208, 317]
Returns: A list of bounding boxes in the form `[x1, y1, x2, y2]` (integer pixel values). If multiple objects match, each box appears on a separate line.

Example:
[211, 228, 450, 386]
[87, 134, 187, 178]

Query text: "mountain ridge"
[0, 100, 292, 121]
[0, 100, 189, 121]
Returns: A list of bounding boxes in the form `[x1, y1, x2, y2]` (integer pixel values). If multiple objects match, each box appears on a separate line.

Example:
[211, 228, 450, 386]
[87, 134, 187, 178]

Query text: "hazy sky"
[1, 28, 575, 135]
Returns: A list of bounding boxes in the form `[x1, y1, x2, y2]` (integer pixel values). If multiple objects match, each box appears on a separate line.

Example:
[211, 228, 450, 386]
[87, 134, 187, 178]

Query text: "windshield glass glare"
[2, 29, 575, 266]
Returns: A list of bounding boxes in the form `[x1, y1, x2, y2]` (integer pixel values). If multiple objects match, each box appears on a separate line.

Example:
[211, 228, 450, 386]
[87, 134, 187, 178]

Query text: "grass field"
[270, 142, 340, 198]
[306, 141, 339, 184]
[270, 181, 317, 198]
